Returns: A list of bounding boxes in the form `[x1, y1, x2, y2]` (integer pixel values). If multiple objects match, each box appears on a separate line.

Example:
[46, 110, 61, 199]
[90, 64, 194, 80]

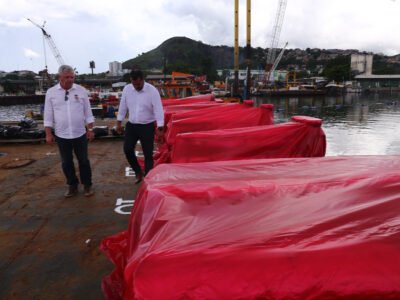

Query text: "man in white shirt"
[44, 65, 95, 197]
[116, 69, 164, 183]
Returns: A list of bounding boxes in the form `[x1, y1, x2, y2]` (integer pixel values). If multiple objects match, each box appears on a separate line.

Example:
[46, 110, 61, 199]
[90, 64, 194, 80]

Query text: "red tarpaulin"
[169, 100, 254, 123]
[171, 116, 326, 163]
[162, 94, 215, 106]
[101, 156, 400, 300]
[165, 104, 274, 145]
[163, 102, 224, 125]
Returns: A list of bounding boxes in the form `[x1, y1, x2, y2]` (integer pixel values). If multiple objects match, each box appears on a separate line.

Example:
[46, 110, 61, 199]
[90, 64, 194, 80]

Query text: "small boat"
[211, 87, 230, 97]
[147, 72, 200, 99]
[324, 81, 345, 95]
[345, 81, 362, 93]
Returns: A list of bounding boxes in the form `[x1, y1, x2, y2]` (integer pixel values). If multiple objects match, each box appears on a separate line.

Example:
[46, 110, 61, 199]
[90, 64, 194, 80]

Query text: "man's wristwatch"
[157, 126, 164, 131]
[88, 128, 94, 132]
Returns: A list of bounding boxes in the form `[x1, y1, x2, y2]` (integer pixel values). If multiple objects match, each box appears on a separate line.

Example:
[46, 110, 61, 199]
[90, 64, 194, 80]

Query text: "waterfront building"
[355, 74, 400, 90]
[352, 54, 400, 90]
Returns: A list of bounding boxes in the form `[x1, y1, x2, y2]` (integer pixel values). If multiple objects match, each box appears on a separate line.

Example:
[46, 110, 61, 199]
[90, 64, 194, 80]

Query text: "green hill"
[122, 36, 250, 81]
[122, 36, 400, 82]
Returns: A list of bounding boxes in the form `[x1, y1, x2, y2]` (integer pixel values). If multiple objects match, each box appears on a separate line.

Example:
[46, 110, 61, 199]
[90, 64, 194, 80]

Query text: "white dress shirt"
[117, 82, 164, 127]
[44, 83, 94, 139]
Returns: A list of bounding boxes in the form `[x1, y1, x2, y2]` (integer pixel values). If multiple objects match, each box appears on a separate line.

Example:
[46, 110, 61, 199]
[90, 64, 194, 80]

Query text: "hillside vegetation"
[123, 36, 400, 82]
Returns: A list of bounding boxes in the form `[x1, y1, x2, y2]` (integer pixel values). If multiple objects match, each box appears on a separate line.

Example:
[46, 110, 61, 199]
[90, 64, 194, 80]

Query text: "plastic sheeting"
[169, 100, 254, 123]
[162, 94, 215, 106]
[101, 156, 400, 300]
[171, 116, 326, 163]
[164, 102, 224, 125]
[166, 104, 274, 145]
[153, 100, 256, 165]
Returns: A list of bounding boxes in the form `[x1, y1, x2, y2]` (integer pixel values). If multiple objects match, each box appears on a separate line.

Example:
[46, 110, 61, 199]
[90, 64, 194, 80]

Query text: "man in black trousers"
[116, 69, 164, 183]
[44, 64, 95, 197]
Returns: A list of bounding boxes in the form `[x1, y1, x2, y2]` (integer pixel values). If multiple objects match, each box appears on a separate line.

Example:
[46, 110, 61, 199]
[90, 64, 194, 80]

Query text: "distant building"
[351, 54, 373, 75]
[352, 54, 400, 89]
[355, 74, 400, 89]
[109, 61, 122, 76]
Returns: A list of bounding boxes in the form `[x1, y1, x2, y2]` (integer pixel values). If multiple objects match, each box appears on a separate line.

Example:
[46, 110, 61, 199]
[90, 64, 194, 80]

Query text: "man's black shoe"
[84, 185, 94, 197]
[64, 185, 78, 198]
[135, 173, 143, 184]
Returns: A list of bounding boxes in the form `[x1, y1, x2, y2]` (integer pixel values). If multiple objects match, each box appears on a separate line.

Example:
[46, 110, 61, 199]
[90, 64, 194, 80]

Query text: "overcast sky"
[0, 0, 399, 74]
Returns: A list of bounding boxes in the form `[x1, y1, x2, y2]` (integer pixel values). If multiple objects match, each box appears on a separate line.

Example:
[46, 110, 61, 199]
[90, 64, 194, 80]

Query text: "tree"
[322, 55, 351, 81]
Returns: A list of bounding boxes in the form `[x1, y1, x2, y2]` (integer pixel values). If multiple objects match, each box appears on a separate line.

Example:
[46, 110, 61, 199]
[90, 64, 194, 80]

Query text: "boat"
[147, 71, 200, 99]
[211, 87, 230, 97]
[345, 81, 362, 93]
[324, 81, 345, 95]
[88, 89, 121, 118]
[254, 86, 326, 96]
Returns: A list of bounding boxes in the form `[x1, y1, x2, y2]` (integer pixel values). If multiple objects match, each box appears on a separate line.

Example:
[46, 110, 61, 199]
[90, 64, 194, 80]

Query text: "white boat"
[211, 88, 229, 97]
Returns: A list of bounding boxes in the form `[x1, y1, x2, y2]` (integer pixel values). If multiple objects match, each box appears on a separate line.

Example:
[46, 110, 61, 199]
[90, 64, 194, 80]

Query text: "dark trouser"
[124, 122, 155, 176]
[55, 134, 92, 187]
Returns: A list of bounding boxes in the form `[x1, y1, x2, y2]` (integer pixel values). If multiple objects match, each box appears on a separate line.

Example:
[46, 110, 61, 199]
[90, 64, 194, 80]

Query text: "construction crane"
[267, 41, 288, 82]
[27, 18, 65, 70]
[265, 0, 287, 83]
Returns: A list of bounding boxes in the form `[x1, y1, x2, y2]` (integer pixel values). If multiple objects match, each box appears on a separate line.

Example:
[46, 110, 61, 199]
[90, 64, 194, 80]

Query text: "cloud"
[0, 0, 399, 73]
[23, 48, 40, 58]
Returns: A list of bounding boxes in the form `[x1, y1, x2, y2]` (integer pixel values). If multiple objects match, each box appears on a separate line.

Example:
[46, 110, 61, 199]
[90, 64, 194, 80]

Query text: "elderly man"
[44, 65, 95, 197]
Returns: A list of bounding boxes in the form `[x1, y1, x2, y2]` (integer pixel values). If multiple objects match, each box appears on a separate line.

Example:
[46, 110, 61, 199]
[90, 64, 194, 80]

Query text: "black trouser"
[124, 122, 155, 176]
[55, 134, 92, 187]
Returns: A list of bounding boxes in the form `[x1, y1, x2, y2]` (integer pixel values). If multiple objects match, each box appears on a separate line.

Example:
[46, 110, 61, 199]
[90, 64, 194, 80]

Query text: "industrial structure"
[27, 19, 65, 70]
[352, 53, 400, 90]
[265, 0, 288, 83]
[27, 18, 66, 92]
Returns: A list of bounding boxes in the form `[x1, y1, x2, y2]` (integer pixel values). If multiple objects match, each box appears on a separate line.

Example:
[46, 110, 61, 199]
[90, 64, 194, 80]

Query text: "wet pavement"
[0, 139, 139, 300]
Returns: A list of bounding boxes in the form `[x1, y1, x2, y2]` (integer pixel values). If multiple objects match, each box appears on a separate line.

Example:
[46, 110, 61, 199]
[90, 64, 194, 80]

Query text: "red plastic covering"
[164, 102, 224, 125]
[162, 94, 215, 106]
[101, 156, 400, 300]
[170, 100, 254, 123]
[166, 104, 274, 145]
[171, 116, 326, 163]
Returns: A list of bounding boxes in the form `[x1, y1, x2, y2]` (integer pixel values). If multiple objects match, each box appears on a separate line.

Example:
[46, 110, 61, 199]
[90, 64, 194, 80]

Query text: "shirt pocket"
[52, 98, 65, 112]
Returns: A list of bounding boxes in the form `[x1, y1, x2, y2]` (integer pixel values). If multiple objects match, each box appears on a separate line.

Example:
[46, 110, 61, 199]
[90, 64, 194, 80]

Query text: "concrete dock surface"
[0, 139, 139, 299]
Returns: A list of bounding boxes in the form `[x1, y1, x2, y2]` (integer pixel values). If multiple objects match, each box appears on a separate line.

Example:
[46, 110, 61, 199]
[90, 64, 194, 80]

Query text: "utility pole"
[233, 0, 239, 98]
[89, 61, 95, 75]
[244, 0, 251, 100]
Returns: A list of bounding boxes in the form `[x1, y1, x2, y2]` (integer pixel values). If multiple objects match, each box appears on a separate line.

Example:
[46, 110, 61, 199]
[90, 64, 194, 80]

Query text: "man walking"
[44, 65, 95, 197]
[117, 69, 164, 183]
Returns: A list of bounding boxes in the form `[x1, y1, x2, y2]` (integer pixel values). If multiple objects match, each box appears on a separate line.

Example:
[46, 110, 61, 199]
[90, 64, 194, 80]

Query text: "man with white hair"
[44, 65, 95, 197]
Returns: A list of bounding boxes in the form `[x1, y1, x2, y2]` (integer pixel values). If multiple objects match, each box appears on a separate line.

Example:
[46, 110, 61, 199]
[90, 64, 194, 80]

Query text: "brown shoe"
[84, 185, 94, 197]
[64, 185, 78, 198]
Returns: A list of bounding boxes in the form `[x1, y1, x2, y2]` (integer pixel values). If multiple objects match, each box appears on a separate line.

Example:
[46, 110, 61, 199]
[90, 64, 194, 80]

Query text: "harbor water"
[254, 92, 400, 156]
[1, 92, 400, 156]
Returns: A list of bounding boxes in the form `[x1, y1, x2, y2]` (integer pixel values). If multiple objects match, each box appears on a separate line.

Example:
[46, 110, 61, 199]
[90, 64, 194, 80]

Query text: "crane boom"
[264, 0, 287, 84]
[266, 0, 287, 65]
[267, 42, 288, 82]
[27, 18, 65, 68]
